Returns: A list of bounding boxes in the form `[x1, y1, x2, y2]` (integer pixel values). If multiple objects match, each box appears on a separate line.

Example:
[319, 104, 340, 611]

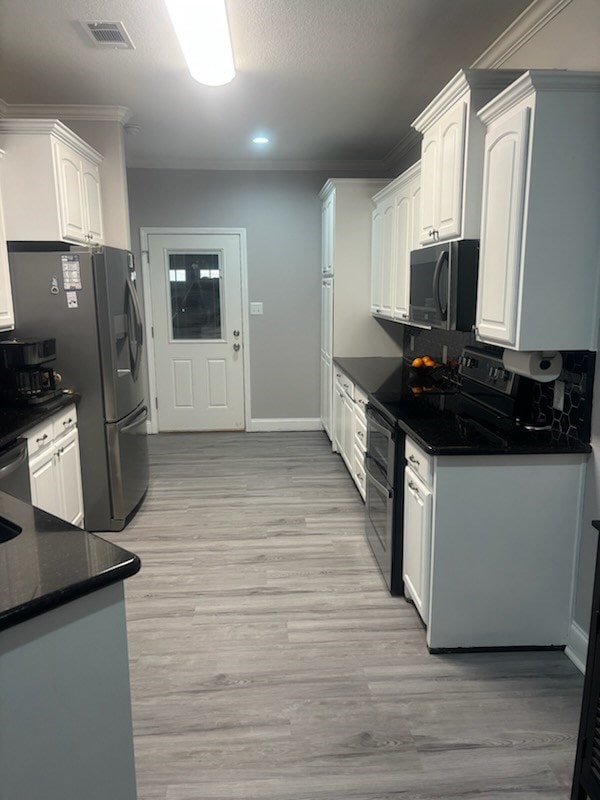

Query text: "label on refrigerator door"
[66, 291, 79, 309]
[61, 254, 82, 290]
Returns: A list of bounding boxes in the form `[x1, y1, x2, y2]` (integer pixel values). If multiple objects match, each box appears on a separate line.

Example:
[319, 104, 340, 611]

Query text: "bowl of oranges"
[408, 356, 440, 394]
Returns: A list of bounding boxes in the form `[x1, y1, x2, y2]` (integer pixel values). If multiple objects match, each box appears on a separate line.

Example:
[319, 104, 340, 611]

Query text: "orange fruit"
[411, 357, 424, 368]
[411, 386, 423, 394]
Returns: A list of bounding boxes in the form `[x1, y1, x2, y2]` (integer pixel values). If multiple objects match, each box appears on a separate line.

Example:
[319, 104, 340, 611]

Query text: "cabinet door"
[320, 353, 332, 440]
[321, 192, 335, 275]
[419, 132, 437, 244]
[29, 449, 61, 519]
[392, 192, 411, 322]
[333, 380, 344, 453]
[341, 391, 354, 468]
[436, 101, 467, 242]
[82, 159, 104, 244]
[379, 198, 395, 318]
[370, 206, 383, 313]
[410, 179, 421, 251]
[403, 466, 432, 624]
[476, 106, 531, 347]
[54, 141, 86, 243]
[0, 185, 14, 331]
[321, 277, 333, 357]
[56, 428, 84, 528]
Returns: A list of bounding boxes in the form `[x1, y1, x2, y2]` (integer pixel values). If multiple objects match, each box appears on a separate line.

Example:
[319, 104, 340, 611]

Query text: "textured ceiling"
[0, 0, 532, 169]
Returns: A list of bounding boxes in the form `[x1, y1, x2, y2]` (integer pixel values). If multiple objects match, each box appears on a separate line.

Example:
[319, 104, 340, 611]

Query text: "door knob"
[233, 330, 240, 337]
[233, 343, 241, 352]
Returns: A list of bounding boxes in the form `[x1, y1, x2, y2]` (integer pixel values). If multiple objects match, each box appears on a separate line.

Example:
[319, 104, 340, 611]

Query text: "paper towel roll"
[502, 350, 563, 382]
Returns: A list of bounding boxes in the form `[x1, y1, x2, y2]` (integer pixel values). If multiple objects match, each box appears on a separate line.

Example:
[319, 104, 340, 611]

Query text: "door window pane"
[168, 252, 222, 340]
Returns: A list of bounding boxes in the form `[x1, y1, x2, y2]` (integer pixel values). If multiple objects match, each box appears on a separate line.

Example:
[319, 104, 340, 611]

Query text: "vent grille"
[81, 21, 135, 49]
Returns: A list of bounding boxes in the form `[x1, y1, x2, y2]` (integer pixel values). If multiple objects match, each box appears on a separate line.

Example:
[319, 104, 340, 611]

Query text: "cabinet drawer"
[354, 386, 368, 417]
[353, 444, 366, 500]
[354, 412, 367, 452]
[334, 367, 354, 400]
[405, 438, 433, 487]
[52, 405, 77, 440]
[25, 420, 54, 457]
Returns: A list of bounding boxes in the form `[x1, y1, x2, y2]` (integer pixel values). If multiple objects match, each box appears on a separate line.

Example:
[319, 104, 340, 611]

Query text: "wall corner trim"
[249, 418, 323, 432]
[565, 620, 588, 674]
[471, 0, 574, 68]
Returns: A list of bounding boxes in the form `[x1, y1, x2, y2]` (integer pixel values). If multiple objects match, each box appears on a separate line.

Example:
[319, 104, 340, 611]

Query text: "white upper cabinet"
[371, 161, 421, 324]
[0, 151, 15, 331]
[412, 69, 523, 246]
[476, 70, 600, 351]
[0, 119, 104, 246]
[321, 188, 335, 275]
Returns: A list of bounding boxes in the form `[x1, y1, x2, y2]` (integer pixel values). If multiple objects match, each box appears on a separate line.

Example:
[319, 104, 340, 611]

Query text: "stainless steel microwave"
[409, 239, 479, 331]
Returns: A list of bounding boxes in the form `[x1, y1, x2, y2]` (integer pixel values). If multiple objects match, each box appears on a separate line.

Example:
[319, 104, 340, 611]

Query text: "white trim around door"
[140, 227, 251, 434]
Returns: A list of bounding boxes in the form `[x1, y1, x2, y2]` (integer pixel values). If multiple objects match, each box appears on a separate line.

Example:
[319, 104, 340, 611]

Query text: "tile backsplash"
[403, 325, 595, 443]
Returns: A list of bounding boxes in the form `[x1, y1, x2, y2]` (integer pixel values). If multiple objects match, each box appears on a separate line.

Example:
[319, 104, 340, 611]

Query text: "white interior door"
[148, 232, 245, 431]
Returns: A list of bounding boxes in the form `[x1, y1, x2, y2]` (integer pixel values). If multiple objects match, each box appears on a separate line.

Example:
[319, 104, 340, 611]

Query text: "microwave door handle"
[432, 250, 449, 321]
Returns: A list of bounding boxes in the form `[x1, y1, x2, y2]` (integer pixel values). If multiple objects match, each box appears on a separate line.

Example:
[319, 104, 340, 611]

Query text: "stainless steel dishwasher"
[0, 439, 31, 503]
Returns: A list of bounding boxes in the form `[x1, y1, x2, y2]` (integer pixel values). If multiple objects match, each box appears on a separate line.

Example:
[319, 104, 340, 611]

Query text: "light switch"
[250, 302, 263, 315]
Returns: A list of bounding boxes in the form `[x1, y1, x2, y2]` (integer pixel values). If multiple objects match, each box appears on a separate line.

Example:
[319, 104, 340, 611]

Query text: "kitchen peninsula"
[0, 490, 140, 800]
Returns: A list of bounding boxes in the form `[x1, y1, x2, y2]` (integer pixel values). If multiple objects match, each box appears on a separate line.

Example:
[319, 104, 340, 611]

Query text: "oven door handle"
[365, 456, 393, 499]
[432, 249, 449, 322]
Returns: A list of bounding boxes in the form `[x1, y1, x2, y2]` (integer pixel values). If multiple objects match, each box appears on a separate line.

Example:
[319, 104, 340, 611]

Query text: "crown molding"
[0, 98, 7, 118]
[0, 118, 103, 162]
[373, 159, 421, 201]
[127, 156, 392, 174]
[2, 103, 132, 124]
[471, 0, 574, 68]
[383, 129, 421, 169]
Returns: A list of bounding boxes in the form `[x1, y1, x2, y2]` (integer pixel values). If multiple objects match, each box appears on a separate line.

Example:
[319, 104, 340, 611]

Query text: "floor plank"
[117, 431, 583, 800]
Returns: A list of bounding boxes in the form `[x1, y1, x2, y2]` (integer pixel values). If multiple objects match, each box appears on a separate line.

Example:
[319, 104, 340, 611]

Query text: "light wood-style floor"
[118, 431, 583, 800]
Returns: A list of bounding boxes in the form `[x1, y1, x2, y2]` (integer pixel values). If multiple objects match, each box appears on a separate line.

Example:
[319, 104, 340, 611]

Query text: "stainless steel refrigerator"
[9, 245, 149, 531]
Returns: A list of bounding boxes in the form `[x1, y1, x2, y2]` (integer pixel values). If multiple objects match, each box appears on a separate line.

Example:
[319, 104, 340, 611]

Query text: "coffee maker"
[0, 338, 62, 406]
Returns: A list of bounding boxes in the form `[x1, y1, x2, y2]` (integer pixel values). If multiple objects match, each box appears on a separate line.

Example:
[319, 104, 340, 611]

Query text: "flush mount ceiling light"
[164, 0, 235, 87]
[252, 136, 269, 144]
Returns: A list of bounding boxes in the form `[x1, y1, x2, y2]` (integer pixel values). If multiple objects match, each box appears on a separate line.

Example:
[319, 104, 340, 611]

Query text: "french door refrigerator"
[9, 245, 149, 531]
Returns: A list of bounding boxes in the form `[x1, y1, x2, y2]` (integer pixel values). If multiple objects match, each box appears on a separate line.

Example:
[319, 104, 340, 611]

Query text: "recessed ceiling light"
[252, 136, 270, 144]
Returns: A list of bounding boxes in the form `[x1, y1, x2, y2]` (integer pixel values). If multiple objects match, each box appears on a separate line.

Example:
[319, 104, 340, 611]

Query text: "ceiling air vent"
[81, 21, 135, 49]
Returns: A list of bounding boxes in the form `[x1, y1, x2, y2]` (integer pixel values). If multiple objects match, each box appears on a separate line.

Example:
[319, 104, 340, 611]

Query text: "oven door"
[366, 405, 395, 482]
[365, 454, 394, 591]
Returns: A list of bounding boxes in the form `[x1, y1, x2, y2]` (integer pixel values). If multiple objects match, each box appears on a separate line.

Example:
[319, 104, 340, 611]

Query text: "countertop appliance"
[409, 239, 479, 330]
[365, 404, 405, 595]
[0, 439, 31, 504]
[0, 337, 61, 406]
[8, 245, 149, 531]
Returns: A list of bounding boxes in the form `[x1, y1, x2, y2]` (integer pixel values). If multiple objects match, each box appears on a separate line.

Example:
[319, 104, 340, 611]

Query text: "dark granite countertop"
[0, 491, 140, 632]
[334, 357, 591, 457]
[0, 391, 81, 450]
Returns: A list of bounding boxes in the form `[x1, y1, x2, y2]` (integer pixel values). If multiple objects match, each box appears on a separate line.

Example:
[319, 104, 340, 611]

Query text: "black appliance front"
[365, 405, 405, 595]
[0, 439, 31, 504]
[409, 239, 479, 330]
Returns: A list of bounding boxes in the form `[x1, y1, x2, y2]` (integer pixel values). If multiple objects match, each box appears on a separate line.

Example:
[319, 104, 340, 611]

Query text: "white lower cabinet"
[402, 465, 432, 623]
[402, 437, 588, 650]
[332, 366, 367, 501]
[26, 404, 84, 528]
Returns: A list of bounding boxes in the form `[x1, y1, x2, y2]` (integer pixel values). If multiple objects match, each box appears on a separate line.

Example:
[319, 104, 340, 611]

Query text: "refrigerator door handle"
[121, 405, 149, 434]
[126, 276, 144, 380]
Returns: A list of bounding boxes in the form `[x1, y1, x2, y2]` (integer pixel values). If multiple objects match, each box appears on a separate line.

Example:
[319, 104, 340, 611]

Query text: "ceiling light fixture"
[164, 0, 235, 87]
[252, 136, 269, 144]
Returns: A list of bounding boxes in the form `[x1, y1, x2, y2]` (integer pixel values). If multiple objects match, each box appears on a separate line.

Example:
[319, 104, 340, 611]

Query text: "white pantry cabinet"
[0, 119, 104, 246]
[0, 150, 14, 331]
[475, 70, 600, 351]
[25, 404, 84, 528]
[411, 69, 522, 245]
[371, 162, 421, 323]
[319, 179, 398, 440]
[401, 437, 587, 650]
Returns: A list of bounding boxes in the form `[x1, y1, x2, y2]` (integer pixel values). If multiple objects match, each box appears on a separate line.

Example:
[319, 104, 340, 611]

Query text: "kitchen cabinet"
[411, 69, 522, 245]
[475, 70, 600, 351]
[0, 150, 14, 331]
[25, 404, 84, 528]
[371, 162, 421, 323]
[402, 436, 587, 650]
[332, 365, 367, 500]
[319, 178, 398, 440]
[0, 119, 104, 246]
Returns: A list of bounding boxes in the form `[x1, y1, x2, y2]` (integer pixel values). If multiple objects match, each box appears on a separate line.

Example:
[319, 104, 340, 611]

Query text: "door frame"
[140, 227, 251, 434]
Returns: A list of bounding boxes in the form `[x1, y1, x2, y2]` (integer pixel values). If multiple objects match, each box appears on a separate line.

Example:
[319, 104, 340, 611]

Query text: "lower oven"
[365, 405, 405, 595]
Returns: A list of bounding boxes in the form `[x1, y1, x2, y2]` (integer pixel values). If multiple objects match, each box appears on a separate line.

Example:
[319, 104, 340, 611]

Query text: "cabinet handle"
[36, 434, 48, 443]
[357, 430, 364, 439]
[355, 472, 364, 483]
[343, 383, 349, 389]
[63, 418, 73, 426]
[408, 480, 419, 495]
[408, 455, 420, 466]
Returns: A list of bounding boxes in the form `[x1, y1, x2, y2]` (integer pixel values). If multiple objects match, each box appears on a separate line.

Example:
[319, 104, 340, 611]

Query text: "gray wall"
[128, 169, 335, 421]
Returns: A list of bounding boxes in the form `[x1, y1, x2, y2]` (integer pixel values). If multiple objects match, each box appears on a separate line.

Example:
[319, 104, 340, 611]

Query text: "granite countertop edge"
[0, 554, 141, 633]
[0, 392, 82, 450]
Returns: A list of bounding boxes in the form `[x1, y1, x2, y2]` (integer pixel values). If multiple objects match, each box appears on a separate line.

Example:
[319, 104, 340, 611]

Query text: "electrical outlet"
[442, 345, 448, 364]
[409, 335, 415, 351]
[250, 302, 263, 315]
[553, 380, 565, 411]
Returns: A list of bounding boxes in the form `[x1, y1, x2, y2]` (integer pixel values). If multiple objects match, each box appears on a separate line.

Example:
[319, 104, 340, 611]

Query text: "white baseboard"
[565, 620, 588, 674]
[249, 418, 323, 432]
